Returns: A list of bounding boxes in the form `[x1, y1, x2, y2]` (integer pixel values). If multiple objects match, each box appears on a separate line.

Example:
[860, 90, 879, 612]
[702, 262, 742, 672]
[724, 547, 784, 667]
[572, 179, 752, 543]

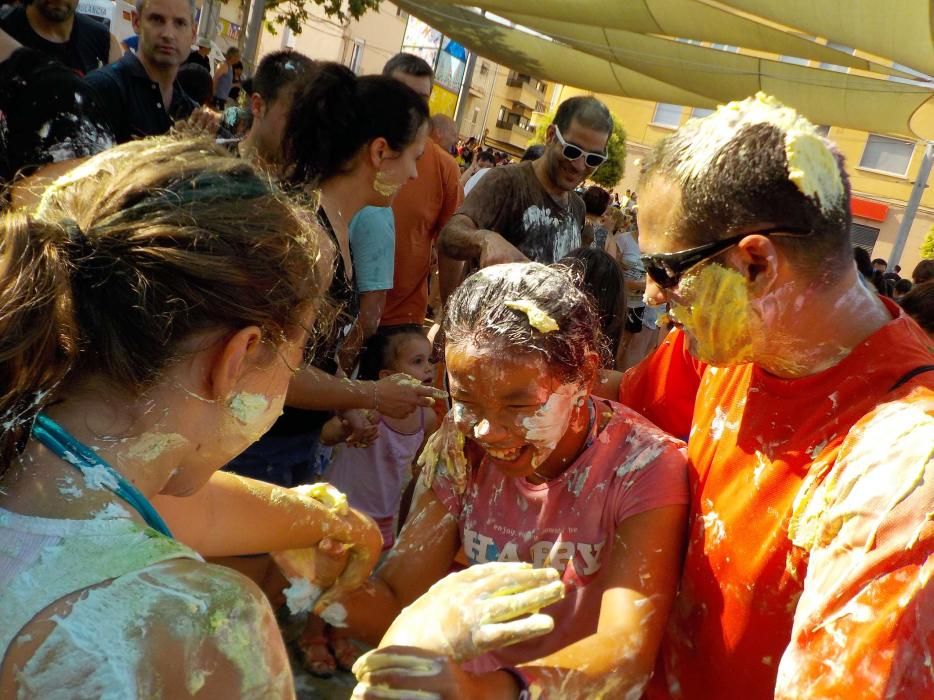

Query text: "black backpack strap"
[889, 365, 934, 393]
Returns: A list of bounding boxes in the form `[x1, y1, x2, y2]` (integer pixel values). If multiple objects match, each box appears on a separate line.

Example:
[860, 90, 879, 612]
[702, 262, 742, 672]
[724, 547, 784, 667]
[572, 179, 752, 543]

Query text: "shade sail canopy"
[395, 0, 934, 140]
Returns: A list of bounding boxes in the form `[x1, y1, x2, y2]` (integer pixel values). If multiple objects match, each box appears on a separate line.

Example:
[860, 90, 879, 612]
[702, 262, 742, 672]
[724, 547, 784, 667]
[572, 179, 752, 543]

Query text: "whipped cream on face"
[520, 384, 586, 468]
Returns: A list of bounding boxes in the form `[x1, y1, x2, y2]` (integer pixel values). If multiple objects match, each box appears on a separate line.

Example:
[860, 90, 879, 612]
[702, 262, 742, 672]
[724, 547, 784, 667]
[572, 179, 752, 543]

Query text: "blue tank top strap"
[32, 414, 174, 538]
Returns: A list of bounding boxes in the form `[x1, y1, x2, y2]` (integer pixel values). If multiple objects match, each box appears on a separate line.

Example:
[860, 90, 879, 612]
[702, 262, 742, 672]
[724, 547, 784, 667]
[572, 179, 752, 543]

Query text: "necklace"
[31, 414, 174, 537]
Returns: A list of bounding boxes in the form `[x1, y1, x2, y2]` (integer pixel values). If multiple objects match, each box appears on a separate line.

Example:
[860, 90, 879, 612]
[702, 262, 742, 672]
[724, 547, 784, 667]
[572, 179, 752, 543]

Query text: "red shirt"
[618, 328, 707, 441]
[645, 299, 934, 698]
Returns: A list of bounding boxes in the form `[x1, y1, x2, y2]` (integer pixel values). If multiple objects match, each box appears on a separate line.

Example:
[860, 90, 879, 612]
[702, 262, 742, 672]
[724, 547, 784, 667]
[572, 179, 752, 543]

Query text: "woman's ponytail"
[284, 62, 363, 187]
[0, 213, 79, 471]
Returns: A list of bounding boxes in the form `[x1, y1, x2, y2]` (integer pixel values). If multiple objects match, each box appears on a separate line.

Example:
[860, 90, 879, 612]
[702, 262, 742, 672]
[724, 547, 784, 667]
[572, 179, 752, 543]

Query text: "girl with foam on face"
[326, 262, 689, 699]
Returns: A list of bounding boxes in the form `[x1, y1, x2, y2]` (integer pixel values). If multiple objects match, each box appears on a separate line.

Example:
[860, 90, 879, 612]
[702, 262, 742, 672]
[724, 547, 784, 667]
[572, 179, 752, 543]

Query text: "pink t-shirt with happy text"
[432, 398, 689, 670]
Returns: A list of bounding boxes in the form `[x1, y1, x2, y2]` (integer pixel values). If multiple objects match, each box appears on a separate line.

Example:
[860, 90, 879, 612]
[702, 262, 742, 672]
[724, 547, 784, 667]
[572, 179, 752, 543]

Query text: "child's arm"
[319, 414, 350, 446]
[153, 471, 380, 561]
[321, 483, 462, 646]
[513, 504, 686, 694]
[397, 406, 439, 528]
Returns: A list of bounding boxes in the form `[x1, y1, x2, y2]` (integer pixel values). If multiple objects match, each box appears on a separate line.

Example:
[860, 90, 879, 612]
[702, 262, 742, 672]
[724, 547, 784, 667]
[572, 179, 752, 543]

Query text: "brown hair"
[443, 263, 604, 383]
[899, 280, 934, 334]
[912, 259, 934, 285]
[0, 137, 327, 471]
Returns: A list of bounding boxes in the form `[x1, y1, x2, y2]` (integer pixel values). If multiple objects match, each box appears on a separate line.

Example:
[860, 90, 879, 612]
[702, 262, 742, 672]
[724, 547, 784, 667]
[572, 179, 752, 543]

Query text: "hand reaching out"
[478, 231, 529, 268]
[271, 483, 382, 617]
[374, 373, 447, 419]
[417, 410, 483, 495]
[173, 106, 222, 137]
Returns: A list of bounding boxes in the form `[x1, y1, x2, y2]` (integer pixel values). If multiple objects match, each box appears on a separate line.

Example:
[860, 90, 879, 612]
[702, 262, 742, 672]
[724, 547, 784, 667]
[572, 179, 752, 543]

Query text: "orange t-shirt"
[380, 143, 463, 327]
[618, 327, 707, 441]
[647, 298, 934, 699]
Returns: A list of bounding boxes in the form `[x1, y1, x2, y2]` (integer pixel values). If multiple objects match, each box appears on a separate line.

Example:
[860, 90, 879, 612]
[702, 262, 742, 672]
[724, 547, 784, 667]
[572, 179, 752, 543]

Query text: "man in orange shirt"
[623, 93, 932, 699]
[380, 53, 463, 328]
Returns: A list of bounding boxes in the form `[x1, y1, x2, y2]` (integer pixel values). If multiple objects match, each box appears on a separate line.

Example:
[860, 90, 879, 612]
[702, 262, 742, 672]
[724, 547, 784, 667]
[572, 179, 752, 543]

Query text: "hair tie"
[60, 219, 112, 286]
[61, 219, 95, 261]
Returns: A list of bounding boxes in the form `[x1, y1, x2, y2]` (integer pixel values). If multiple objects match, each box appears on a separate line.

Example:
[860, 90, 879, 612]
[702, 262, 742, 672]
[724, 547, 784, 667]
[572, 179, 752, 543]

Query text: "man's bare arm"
[440, 214, 527, 267]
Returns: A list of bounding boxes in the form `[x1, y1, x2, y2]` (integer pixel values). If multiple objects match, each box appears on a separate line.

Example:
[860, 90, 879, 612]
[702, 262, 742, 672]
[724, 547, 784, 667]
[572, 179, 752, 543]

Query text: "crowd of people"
[0, 1, 932, 698]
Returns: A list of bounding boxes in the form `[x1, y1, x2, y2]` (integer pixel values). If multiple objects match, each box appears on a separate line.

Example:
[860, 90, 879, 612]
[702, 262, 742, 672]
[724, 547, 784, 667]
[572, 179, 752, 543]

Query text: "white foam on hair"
[675, 92, 844, 212]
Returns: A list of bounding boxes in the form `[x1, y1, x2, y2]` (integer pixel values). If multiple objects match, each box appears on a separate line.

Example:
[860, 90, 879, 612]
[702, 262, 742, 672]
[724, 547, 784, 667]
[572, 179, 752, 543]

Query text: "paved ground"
[281, 613, 363, 700]
[293, 666, 356, 700]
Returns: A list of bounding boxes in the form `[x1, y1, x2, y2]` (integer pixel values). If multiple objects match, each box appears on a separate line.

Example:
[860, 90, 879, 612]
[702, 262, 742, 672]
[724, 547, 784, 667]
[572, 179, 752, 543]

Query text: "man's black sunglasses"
[640, 226, 811, 289]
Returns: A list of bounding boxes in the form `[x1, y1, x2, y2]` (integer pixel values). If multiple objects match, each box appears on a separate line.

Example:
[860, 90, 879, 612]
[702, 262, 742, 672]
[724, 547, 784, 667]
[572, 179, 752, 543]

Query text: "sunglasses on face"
[640, 226, 811, 289]
[553, 125, 608, 168]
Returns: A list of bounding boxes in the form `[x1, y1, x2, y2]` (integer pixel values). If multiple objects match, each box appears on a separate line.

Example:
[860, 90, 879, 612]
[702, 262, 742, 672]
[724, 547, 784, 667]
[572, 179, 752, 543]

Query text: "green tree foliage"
[921, 225, 934, 259]
[532, 110, 555, 145]
[590, 115, 626, 189]
[532, 112, 627, 189]
[265, 0, 382, 35]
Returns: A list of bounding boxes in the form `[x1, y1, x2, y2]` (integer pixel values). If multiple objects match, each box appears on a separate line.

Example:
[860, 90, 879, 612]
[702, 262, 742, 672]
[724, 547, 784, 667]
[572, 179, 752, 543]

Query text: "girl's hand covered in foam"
[271, 483, 382, 618]
[371, 561, 564, 661]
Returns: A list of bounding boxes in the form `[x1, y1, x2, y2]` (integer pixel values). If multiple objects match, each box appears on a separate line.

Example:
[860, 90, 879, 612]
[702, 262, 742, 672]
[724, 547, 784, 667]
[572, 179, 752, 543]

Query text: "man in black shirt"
[0, 0, 121, 75]
[85, 0, 207, 143]
[183, 35, 210, 70]
[0, 47, 114, 182]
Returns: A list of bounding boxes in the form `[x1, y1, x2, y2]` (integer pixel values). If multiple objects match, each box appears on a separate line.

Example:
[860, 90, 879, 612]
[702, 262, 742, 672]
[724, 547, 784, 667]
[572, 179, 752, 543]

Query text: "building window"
[349, 40, 365, 74]
[471, 107, 479, 125]
[282, 26, 295, 50]
[497, 106, 507, 125]
[850, 222, 879, 254]
[859, 134, 914, 177]
[479, 61, 489, 76]
[814, 125, 831, 138]
[690, 107, 714, 119]
[651, 103, 682, 128]
[709, 43, 739, 52]
[395, 8, 408, 19]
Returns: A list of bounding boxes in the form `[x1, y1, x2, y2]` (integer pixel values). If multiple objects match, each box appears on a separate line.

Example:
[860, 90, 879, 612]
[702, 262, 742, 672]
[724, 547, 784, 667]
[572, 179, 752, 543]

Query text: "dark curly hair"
[443, 263, 603, 383]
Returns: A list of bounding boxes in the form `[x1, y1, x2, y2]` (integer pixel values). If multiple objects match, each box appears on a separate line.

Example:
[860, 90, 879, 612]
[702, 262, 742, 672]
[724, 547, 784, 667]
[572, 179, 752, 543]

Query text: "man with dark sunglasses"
[598, 93, 933, 700]
[440, 95, 612, 266]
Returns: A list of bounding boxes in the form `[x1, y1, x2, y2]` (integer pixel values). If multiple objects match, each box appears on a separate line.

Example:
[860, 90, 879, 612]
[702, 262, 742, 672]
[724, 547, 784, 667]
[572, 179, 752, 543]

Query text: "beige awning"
[395, 0, 934, 140]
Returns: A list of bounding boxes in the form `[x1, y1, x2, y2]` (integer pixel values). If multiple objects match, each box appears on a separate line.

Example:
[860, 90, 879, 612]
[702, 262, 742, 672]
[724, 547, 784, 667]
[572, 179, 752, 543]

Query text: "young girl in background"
[560, 246, 627, 366]
[297, 326, 439, 676]
[323, 325, 438, 550]
[331, 262, 690, 699]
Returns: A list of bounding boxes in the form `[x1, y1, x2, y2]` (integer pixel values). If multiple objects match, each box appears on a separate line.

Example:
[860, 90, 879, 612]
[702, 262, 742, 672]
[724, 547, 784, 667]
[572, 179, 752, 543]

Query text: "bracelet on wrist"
[372, 381, 380, 412]
[499, 666, 531, 700]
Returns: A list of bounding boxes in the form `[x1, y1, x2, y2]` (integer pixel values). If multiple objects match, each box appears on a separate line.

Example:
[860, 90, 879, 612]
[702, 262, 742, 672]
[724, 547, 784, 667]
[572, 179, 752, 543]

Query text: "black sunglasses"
[554, 125, 608, 168]
[640, 226, 811, 289]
